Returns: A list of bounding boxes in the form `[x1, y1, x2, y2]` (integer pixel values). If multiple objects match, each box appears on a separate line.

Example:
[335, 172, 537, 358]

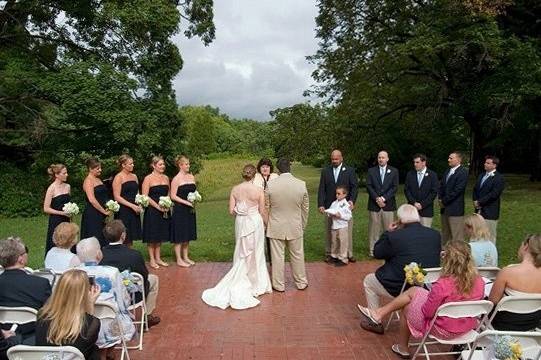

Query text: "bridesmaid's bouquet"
[135, 194, 150, 208]
[62, 202, 80, 218]
[158, 196, 174, 219]
[105, 200, 120, 222]
[187, 191, 202, 203]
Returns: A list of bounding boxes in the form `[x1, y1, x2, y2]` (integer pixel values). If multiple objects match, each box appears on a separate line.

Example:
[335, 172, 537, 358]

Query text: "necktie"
[333, 167, 339, 182]
[380, 167, 385, 183]
[446, 170, 453, 182]
[480, 173, 490, 187]
[417, 172, 423, 187]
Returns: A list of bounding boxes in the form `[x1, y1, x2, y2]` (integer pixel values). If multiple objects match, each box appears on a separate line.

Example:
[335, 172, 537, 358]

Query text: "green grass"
[1, 155, 540, 269]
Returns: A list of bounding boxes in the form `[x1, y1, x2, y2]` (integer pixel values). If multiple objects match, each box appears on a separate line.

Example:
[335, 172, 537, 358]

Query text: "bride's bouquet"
[105, 200, 120, 222]
[135, 194, 149, 208]
[404, 262, 427, 286]
[158, 196, 174, 219]
[62, 202, 79, 219]
[187, 191, 202, 214]
[486, 335, 523, 360]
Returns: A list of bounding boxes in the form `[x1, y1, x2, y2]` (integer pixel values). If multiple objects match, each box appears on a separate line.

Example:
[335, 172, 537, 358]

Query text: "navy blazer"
[101, 244, 150, 298]
[473, 171, 505, 220]
[317, 164, 359, 209]
[366, 165, 399, 212]
[404, 169, 439, 218]
[374, 223, 441, 296]
[439, 166, 468, 216]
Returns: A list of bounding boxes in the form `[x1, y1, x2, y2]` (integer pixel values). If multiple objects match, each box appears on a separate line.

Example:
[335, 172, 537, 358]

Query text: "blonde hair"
[441, 241, 478, 295]
[524, 234, 541, 267]
[47, 164, 66, 182]
[52, 223, 79, 249]
[242, 164, 257, 181]
[175, 155, 189, 169]
[39, 270, 92, 345]
[465, 214, 493, 242]
[117, 154, 133, 169]
[150, 155, 164, 169]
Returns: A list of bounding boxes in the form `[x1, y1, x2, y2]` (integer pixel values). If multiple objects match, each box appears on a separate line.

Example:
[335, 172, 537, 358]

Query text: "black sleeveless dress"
[170, 184, 197, 243]
[81, 184, 109, 247]
[45, 193, 71, 254]
[114, 180, 142, 244]
[142, 185, 170, 243]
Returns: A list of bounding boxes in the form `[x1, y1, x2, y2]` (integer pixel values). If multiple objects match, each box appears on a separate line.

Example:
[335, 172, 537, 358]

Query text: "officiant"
[318, 149, 359, 263]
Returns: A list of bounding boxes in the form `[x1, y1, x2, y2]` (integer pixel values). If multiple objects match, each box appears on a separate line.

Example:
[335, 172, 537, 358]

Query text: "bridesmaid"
[80, 158, 111, 247]
[112, 154, 142, 246]
[170, 155, 197, 267]
[142, 156, 170, 269]
[43, 164, 71, 254]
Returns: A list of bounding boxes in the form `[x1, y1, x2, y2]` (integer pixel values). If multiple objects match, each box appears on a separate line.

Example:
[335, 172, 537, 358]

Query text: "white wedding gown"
[202, 201, 272, 310]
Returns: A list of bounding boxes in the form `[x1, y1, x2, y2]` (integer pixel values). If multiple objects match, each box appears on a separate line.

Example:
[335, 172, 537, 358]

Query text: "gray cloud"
[172, 0, 318, 120]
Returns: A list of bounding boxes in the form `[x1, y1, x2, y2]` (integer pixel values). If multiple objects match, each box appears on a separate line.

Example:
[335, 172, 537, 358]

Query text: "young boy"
[325, 186, 352, 266]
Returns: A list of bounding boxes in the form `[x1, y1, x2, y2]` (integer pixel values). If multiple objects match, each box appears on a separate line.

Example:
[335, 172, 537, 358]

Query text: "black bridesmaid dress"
[142, 185, 170, 243]
[80, 184, 109, 247]
[45, 193, 71, 254]
[170, 183, 197, 243]
[114, 180, 142, 244]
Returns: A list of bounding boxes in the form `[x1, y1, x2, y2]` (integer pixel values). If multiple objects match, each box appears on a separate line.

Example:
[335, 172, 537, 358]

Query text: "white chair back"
[436, 300, 494, 319]
[477, 266, 500, 280]
[423, 267, 442, 284]
[487, 294, 541, 329]
[464, 330, 541, 360]
[93, 301, 119, 320]
[7, 345, 84, 360]
[33, 268, 58, 287]
[0, 306, 38, 325]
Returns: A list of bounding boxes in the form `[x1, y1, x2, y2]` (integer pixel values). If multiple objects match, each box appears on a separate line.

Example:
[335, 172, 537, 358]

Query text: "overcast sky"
[172, 0, 319, 121]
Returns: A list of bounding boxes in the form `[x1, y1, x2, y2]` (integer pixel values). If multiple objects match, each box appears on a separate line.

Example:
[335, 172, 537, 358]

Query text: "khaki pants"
[485, 219, 498, 244]
[441, 215, 465, 243]
[146, 274, 159, 314]
[331, 227, 349, 263]
[368, 210, 394, 255]
[363, 273, 392, 309]
[420, 217, 433, 228]
[270, 237, 308, 291]
[325, 217, 353, 257]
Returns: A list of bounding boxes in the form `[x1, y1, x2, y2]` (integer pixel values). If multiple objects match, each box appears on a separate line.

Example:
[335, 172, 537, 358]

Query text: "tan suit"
[265, 173, 309, 291]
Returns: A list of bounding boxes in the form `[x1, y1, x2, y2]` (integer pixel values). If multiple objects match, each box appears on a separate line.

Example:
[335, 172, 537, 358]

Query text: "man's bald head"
[377, 151, 389, 167]
[330, 150, 343, 167]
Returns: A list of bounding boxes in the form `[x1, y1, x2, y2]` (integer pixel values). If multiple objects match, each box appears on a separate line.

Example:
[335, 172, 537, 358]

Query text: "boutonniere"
[490, 172, 495, 177]
[424, 173, 429, 177]
[387, 169, 391, 174]
[339, 202, 346, 208]
[341, 167, 346, 172]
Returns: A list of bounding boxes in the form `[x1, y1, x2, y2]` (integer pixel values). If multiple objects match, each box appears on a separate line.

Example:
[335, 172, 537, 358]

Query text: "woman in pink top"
[358, 241, 485, 358]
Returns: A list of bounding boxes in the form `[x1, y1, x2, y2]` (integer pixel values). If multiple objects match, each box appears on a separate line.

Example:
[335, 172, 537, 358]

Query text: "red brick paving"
[126, 261, 447, 360]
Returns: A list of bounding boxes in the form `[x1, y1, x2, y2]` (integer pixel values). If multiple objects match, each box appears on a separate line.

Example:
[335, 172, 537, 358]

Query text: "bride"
[202, 164, 272, 309]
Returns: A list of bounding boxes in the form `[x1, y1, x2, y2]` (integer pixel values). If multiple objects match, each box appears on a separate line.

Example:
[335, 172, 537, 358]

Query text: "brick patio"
[127, 261, 435, 360]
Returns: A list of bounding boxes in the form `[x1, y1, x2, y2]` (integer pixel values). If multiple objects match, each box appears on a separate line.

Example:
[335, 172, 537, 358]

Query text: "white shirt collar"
[417, 167, 427, 174]
[486, 169, 496, 176]
[109, 242, 123, 246]
[379, 165, 387, 171]
[333, 163, 343, 170]
[450, 164, 460, 173]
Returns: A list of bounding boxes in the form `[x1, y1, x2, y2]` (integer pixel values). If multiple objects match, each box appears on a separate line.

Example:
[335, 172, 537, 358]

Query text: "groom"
[265, 158, 309, 292]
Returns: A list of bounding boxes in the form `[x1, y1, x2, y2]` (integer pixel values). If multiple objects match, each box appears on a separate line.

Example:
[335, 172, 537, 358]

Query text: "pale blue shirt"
[469, 240, 498, 267]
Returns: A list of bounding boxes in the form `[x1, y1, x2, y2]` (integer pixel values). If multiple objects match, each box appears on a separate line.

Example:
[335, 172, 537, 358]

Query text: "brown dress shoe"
[348, 256, 357, 263]
[147, 314, 161, 328]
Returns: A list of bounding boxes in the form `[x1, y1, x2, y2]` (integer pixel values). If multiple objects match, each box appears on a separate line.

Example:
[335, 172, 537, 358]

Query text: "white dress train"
[202, 202, 272, 309]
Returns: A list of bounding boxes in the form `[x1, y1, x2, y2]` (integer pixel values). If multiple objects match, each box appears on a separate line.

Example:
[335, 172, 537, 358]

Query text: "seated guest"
[35, 270, 101, 360]
[358, 241, 485, 358]
[1, 328, 20, 360]
[101, 220, 161, 327]
[464, 214, 498, 267]
[362, 204, 441, 310]
[488, 234, 541, 331]
[44, 222, 81, 271]
[76, 237, 135, 351]
[0, 237, 51, 338]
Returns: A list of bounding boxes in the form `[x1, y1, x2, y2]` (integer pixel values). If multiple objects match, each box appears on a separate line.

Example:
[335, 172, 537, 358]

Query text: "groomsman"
[318, 150, 359, 263]
[366, 151, 398, 256]
[404, 154, 439, 227]
[473, 155, 505, 242]
[439, 151, 468, 243]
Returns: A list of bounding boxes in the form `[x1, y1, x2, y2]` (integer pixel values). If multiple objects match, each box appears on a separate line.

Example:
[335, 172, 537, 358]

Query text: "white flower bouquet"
[62, 202, 79, 217]
[105, 200, 120, 213]
[135, 194, 149, 208]
[187, 191, 202, 203]
[158, 196, 174, 218]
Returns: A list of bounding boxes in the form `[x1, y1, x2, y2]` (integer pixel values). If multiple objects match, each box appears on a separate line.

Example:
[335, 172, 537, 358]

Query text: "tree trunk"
[466, 113, 484, 178]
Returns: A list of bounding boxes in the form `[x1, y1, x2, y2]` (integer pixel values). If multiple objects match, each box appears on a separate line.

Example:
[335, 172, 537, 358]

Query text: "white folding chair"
[32, 268, 59, 287]
[460, 330, 541, 360]
[485, 294, 541, 330]
[0, 306, 38, 326]
[124, 272, 148, 351]
[476, 267, 500, 281]
[93, 301, 131, 360]
[411, 300, 494, 360]
[385, 267, 442, 331]
[7, 345, 85, 360]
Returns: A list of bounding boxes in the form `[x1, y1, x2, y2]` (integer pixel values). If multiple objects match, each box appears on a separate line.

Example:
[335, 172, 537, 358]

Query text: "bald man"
[366, 151, 398, 256]
[318, 150, 359, 263]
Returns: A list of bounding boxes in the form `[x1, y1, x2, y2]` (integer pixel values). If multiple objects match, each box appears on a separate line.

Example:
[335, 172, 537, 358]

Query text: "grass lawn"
[1, 155, 540, 269]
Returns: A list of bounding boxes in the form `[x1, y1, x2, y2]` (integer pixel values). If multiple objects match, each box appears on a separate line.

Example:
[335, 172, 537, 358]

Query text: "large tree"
[0, 0, 215, 164]
[309, 0, 541, 176]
